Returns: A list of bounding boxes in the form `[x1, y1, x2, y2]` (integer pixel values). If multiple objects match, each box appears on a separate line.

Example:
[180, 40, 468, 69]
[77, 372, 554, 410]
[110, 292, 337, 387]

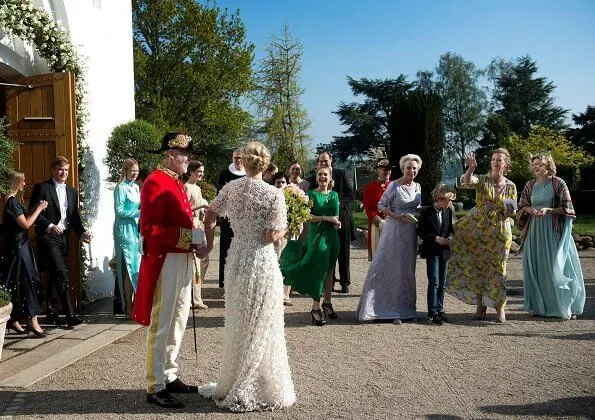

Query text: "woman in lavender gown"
[356, 154, 422, 324]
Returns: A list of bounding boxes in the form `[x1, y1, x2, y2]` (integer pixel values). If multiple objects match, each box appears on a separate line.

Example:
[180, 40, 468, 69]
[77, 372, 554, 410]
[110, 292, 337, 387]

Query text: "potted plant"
[0, 285, 12, 361]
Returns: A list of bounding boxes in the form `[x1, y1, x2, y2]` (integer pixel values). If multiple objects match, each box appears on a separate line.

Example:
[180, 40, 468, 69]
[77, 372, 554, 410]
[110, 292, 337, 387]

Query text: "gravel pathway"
[1, 241, 593, 419]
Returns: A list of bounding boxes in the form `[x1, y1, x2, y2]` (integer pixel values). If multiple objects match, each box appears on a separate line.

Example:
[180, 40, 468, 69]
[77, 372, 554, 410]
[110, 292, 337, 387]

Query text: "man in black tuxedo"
[29, 156, 91, 327]
[216, 149, 245, 288]
[307, 151, 355, 293]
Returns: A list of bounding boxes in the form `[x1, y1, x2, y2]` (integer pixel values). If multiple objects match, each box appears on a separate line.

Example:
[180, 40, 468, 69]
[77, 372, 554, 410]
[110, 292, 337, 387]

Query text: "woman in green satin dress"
[281, 167, 341, 326]
[113, 158, 141, 317]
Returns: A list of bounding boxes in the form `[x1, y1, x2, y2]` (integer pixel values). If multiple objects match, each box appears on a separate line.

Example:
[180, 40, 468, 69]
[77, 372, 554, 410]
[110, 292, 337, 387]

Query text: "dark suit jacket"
[307, 167, 355, 240]
[28, 179, 85, 238]
[417, 204, 454, 260]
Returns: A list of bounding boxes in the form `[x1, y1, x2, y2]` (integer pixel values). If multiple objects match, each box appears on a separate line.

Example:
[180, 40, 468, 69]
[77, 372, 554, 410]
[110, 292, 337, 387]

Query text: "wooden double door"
[4, 72, 82, 309]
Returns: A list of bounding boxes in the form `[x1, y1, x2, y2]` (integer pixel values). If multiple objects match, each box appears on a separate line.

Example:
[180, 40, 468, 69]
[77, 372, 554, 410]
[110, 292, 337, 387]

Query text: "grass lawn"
[352, 210, 595, 236]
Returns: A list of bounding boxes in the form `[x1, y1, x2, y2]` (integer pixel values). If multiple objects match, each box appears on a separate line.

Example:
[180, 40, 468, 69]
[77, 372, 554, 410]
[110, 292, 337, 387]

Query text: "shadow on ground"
[480, 396, 595, 418]
[4, 389, 229, 415]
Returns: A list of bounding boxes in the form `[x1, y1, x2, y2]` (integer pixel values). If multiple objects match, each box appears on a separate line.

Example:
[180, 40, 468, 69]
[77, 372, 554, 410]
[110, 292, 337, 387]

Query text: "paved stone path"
[0, 239, 593, 419]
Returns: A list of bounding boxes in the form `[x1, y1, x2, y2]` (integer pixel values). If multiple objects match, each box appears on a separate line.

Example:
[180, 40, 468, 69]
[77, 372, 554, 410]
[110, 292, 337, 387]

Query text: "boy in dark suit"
[29, 156, 91, 327]
[418, 184, 456, 325]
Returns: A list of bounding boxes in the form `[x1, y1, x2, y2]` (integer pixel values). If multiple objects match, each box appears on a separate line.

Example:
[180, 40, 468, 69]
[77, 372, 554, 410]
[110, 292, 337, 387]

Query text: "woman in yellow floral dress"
[447, 149, 517, 323]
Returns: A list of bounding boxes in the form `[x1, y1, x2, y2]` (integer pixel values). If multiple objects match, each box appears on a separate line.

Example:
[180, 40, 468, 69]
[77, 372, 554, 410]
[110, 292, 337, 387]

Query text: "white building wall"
[62, 0, 135, 299]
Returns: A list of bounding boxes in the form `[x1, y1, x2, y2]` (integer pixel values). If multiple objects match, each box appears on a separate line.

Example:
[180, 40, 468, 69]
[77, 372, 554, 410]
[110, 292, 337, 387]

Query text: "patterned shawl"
[517, 176, 575, 248]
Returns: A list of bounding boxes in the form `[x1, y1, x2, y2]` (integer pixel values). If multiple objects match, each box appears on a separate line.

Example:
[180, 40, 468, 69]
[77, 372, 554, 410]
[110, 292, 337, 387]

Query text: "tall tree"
[328, 76, 416, 162]
[390, 90, 444, 204]
[431, 52, 488, 171]
[489, 55, 568, 138]
[567, 105, 595, 156]
[475, 114, 511, 173]
[251, 23, 311, 171]
[133, 0, 254, 153]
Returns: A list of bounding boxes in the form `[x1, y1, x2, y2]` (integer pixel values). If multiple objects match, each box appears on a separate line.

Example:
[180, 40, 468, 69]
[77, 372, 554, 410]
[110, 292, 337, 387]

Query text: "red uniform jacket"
[362, 179, 391, 251]
[132, 166, 194, 326]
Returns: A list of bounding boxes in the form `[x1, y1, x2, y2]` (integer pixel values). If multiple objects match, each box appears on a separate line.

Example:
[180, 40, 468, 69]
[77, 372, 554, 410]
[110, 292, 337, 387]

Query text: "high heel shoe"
[6, 323, 27, 335]
[25, 324, 47, 338]
[474, 305, 487, 320]
[310, 309, 327, 326]
[321, 302, 337, 320]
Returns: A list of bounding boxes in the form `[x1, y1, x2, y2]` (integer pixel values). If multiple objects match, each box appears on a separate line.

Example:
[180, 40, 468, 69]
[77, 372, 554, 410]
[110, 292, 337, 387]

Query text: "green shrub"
[0, 285, 10, 307]
[198, 180, 217, 202]
[104, 120, 163, 182]
[0, 117, 17, 193]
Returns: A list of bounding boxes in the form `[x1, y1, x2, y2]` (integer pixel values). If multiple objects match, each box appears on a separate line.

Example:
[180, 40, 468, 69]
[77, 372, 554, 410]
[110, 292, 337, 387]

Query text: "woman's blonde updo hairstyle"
[241, 141, 271, 173]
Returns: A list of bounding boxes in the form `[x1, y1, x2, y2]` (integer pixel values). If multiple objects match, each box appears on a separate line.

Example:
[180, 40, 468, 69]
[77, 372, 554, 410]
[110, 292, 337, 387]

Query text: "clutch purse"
[516, 210, 530, 231]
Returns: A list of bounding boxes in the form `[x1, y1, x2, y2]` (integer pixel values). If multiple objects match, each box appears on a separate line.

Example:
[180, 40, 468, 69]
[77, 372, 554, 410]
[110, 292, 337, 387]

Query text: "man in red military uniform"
[362, 159, 393, 261]
[132, 132, 207, 409]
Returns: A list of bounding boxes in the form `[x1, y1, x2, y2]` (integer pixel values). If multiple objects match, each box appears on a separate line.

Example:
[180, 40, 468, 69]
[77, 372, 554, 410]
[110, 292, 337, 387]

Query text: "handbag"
[516, 210, 530, 231]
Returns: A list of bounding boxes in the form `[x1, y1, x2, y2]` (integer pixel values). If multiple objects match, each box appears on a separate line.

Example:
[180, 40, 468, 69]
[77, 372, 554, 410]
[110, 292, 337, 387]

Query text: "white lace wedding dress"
[198, 177, 296, 412]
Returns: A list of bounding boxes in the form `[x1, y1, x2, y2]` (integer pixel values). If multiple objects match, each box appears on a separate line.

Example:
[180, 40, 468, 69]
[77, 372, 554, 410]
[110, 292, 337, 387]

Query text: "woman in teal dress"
[281, 166, 341, 326]
[517, 153, 585, 319]
[113, 158, 141, 317]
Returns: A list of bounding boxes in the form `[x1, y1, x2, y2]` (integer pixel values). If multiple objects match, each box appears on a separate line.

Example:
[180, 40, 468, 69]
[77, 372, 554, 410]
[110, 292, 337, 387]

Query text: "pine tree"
[329, 76, 415, 162]
[251, 23, 311, 171]
[489, 55, 568, 138]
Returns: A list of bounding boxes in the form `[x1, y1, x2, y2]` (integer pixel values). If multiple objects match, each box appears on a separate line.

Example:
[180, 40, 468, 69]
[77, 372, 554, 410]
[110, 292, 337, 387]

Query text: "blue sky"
[216, 0, 595, 149]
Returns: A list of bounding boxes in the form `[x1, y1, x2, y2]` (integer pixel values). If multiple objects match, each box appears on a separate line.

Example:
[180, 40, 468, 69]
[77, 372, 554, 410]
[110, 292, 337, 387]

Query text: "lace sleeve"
[209, 182, 230, 217]
[267, 189, 287, 231]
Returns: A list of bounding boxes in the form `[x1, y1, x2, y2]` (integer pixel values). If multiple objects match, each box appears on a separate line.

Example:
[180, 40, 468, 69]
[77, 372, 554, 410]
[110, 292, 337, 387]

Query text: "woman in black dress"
[2, 171, 48, 337]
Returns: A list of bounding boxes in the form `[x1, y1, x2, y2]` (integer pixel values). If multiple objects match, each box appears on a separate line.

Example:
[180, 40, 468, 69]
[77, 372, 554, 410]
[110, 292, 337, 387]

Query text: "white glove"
[192, 229, 205, 245]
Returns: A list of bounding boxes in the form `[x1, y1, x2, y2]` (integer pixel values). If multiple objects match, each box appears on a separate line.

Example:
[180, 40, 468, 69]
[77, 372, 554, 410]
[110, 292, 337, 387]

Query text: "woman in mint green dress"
[113, 158, 141, 316]
[281, 167, 340, 326]
[517, 153, 585, 319]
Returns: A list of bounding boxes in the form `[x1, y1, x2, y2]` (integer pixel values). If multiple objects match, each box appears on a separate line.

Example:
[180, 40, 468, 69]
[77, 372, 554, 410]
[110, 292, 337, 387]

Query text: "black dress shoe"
[45, 311, 65, 326]
[438, 312, 448, 323]
[340, 285, 349, 294]
[428, 315, 443, 325]
[165, 378, 198, 394]
[147, 390, 184, 408]
[66, 314, 82, 327]
[25, 324, 48, 338]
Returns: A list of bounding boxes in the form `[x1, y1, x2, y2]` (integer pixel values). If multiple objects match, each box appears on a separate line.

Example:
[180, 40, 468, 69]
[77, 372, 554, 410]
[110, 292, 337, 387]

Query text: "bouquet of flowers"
[283, 184, 312, 238]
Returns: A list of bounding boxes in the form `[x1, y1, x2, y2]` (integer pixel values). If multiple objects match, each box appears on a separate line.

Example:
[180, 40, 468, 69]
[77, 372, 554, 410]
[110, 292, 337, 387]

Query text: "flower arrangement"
[283, 184, 312, 238]
[0, 285, 10, 307]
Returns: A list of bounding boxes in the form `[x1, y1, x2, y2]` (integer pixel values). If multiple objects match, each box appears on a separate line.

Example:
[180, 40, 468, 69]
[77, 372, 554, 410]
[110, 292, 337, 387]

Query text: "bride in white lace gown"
[200, 142, 295, 412]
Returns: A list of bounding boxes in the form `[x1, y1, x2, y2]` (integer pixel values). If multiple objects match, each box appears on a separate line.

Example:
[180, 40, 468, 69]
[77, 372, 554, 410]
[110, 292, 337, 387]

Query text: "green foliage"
[475, 114, 511, 173]
[567, 105, 595, 156]
[133, 0, 254, 161]
[329, 76, 416, 162]
[105, 120, 163, 182]
[0, 117, 17, 193]
[0, 285, 10, 307]
[198, 180, 216, 202]
[432, 52, 488, 171]
[389, 90, 445, 205]
[252, 23, 311, 171]
[489, 55, 568, 138]
[502, 126, 594, 188]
